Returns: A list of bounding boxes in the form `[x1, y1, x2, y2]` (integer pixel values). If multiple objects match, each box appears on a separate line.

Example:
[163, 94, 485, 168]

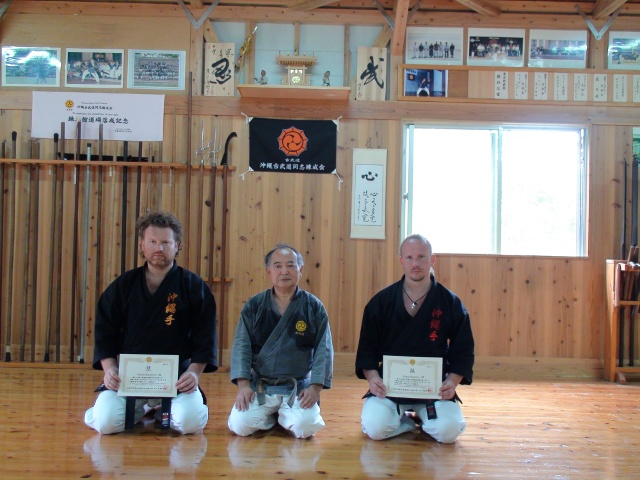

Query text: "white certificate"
[383, 355, 442, 400]
[117, 354, 179, 397]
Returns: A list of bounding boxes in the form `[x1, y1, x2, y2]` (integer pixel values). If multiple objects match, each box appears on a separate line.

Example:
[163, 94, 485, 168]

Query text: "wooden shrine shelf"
[237, 84, 351, 101]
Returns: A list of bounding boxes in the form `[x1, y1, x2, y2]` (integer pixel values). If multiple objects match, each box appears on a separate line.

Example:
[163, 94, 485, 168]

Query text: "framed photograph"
[608, 31, 640, 70]
[528, 29, 588, 69]
[128, 49, 186, 90]
[1, 46, 61, 87]
[405, 27, 464, 66]
[467, 28, 525, 67]
[400, 66, 448, 99]
[65, 48, 124, 88]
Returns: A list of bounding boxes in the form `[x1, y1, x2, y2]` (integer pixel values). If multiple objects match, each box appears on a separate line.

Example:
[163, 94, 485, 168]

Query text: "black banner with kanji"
[249, 117, 337, 173]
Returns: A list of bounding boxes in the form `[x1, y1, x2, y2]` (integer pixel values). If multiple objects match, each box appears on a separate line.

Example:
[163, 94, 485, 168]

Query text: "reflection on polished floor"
[1, 362, 639, 479]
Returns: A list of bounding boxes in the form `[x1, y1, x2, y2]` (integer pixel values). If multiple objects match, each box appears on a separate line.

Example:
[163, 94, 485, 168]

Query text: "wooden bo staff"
[69, 121, 82, 362]
[0, 140, 4, 357]
[621, 159, 628, 260]
[121, 141, 128, 275]
[54, 123, 66, 361]
[78, 142, 92, 364]
[185, 72, 193, 269]
[4, 131, 17, 361]
[19, 139, 34, 361]
[145, 144, 153, 212]
[28, 140, 40, 361]
[207, 152, 218, 291]
[105, 139, 118, 315]
[44, 133, 59, 362]
[133, 141, 143, 268]
[630, 157, 640, 366]
[196, 123, 205, 277]
[0, 139, 5, 358]
[94, 125, 104, 341]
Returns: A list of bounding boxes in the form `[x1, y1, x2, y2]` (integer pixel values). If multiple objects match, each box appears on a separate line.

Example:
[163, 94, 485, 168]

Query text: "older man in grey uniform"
[228, 243, 334, 438]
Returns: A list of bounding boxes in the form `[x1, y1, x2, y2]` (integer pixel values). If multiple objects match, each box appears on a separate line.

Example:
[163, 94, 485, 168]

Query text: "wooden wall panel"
[1, 97, 638, 368]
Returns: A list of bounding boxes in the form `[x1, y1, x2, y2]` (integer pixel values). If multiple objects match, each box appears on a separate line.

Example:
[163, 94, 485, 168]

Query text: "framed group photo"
[405, 27, 464, 66]
[467, 28, 525, 67]
[1, 46, 61, 87]
[401, 67, 448, 99]
[528, 29, 588, 69]
[608, 31, 640, 70]
[127, 50, 186, 90]
[65, 48, 124, 88]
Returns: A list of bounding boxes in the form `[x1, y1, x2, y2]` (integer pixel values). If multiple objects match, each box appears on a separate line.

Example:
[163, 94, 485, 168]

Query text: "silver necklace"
[402, 287, 428, 310]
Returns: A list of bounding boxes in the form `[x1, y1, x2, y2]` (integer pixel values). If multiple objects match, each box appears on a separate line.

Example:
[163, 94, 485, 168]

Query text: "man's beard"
[147, 253, 173, 268]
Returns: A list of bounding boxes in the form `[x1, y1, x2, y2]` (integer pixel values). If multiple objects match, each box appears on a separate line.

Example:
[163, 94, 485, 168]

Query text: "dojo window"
[402, 125, 588, 257]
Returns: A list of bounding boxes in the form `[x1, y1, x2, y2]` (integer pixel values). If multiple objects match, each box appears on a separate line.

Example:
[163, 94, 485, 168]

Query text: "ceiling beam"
[453, 0, 501, 16]
[391, 0, 411, 57]
[592, 0, 628, 19]
[288, 0, 339, 11]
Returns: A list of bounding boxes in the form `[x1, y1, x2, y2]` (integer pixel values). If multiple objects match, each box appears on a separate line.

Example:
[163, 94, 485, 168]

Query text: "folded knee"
[85, 408, 124, 435]
[227, 409, 260, 436]
[361, 415, 399, 440]
[172, 410, 208, 434]
[423, 419, 466, 443]
[427, 426, 463, 443]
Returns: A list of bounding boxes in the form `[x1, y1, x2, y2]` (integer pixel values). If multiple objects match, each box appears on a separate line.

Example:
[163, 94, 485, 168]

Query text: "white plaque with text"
[494, 71, 508, 99]
[554, 73, 568, 101]
[514, 72, 528, 100]
[613, 74, 627, 102]
[117, 354, 179, 397]
[383, 355, 442, 400]
[573, 73, 588, 101]
[533, 72, 548, 100]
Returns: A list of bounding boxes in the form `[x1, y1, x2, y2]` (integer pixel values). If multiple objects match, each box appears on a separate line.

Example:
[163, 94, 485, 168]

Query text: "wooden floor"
[1, 361, 639, 480]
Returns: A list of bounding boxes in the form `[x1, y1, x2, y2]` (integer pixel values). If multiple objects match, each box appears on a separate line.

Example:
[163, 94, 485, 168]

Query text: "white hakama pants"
[361, 396, 466, 443]
[84, 389, 208, 435]
[228, 394, 325, 439]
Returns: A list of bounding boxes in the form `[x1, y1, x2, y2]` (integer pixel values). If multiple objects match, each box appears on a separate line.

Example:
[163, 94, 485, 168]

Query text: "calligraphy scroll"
[204, 43, 235, 97]
[355, 47, 387, 101]
[351, 148, 387, 239]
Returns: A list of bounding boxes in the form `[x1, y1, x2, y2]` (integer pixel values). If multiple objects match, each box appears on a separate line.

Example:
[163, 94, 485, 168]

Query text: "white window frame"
[401, 123, 588, 257]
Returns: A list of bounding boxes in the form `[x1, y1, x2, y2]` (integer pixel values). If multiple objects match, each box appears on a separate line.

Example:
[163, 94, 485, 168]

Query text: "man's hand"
[176, 371, 199, 394]
[439, 373, 463, 400]
[176, 362, 205, 394]
[234, 379, 255, 411]
[100, 358, 120, 391]
[363, 369, 387, 399]
[297, 384, 322, 409]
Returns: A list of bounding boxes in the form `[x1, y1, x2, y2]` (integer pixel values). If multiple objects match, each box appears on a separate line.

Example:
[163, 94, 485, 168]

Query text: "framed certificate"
[383, 355, 442, 399]
[117, 354, 179, 397]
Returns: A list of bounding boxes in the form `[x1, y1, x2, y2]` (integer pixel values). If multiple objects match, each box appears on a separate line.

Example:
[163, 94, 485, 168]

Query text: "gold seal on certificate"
[382, 355, 443, 399]
[117, 354, 179, 397]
